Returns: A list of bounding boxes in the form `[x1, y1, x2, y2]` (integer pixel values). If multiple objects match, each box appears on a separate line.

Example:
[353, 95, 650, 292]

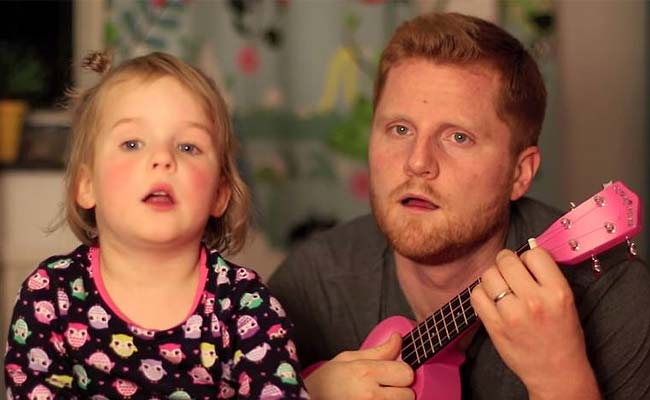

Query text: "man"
[268, 12, 650, 400]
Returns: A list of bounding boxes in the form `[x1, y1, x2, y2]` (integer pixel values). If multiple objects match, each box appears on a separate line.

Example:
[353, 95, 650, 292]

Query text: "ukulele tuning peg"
[626, 237, 638, 257]
[560, 218, 571, 229]
[591, 255, 602, 278]
[593, 195, 606, 207]
[569, 202, 577, 210]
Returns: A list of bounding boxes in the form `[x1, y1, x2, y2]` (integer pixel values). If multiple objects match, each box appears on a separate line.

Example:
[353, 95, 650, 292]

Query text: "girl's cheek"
[185, 164, 223, 204]
[189, 168, 212, 188]
[101, 158, 135, 187]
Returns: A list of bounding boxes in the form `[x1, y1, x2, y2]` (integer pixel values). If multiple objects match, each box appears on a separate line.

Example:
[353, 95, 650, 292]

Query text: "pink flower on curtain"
[236, 46, 260, 75]
[150, 0, 190, 7]
[348, 169, 369, 201]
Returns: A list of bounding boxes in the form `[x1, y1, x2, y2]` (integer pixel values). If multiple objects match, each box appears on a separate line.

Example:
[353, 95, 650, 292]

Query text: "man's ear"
[76, 165, 96, 209]
[510, 146, 541, 201]
[211, 178, 232, 218]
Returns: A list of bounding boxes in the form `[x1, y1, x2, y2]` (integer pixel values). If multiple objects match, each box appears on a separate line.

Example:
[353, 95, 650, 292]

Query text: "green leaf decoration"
[105, 21, 120, 47]
[225, 75, 235, 90]
[0, 42, 46, 98]
[279, 143, 300, 180]
[122, 11, 143, 42]
[137, 0, 149, 15]
[253, 166, 286, 185]
[145, 36, 167, 50]
[345, 13, 360, 32]
[327, 96, 372, 161]
[306, 150, 337, 180]
[165, 2, 186, 12]
[157, 17, 179, 30]
[179, 36, 200, 63]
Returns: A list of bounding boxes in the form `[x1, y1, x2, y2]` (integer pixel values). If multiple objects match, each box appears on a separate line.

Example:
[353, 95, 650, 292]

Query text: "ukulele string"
[402, 193, 618, 366]
[401, 302, 476, 367]
[401, 283, 479, 366]
[535, 198, 608, 251]
[401, 238, 544, 365]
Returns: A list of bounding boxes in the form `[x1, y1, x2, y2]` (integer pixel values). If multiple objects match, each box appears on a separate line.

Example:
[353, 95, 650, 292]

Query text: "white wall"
[0, 171, 79, 383]
[556, 1, 648, 259]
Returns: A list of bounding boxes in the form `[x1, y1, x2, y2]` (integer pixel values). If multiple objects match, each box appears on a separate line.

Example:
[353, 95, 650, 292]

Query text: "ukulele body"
[362, 315, 473, 399]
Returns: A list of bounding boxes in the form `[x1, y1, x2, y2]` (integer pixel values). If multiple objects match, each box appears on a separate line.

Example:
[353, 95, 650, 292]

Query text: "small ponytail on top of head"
[80, 50, 113, 75]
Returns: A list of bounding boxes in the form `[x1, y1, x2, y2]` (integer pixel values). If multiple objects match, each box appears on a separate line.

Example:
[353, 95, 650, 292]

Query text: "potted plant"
[0, 41, 46, 165]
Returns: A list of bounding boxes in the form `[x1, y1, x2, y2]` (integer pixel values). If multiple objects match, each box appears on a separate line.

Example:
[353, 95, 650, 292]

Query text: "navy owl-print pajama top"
[4, 245, 309, 399]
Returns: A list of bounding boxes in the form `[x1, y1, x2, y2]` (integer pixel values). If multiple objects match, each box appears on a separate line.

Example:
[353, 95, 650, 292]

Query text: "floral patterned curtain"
[105, 0, 555, 250]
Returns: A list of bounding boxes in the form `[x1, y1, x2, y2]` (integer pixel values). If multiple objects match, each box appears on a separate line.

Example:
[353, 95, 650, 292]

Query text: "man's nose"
[404, 136, 439, 178]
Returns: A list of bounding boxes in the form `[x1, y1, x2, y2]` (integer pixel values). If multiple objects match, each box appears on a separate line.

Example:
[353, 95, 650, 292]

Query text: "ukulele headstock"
[536, 181, 642, 265]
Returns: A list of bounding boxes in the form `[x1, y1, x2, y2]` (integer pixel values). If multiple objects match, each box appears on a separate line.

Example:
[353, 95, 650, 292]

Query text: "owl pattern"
[4, 245, 308, 399]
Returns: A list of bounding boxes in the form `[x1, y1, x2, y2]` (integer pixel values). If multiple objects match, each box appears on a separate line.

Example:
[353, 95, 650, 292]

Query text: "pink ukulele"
[305, 181, 642, 399]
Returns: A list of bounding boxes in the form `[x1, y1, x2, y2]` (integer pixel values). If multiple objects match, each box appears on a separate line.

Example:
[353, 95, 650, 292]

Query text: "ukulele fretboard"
[400, 241, 532, 370]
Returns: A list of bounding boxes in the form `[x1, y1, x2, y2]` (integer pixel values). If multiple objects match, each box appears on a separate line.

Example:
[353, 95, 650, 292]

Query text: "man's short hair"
[374, 12, 547, 154]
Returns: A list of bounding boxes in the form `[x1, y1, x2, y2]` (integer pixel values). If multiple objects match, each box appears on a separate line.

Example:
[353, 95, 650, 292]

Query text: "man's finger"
[375, 386, 415, 400]
[339, 332, 402, 362]
[479, 265, 509, 300]
[520, 247, 569, 288]
[368, 359, 414, 387]
[495, 249, 538, 297]
[470, 283, 501, 327]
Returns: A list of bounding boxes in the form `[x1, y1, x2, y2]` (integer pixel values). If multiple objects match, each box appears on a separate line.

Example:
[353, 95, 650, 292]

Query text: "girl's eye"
[121, 140, 141, 150]
[178, 143, 201, 155]
[391, 125, 410, 136]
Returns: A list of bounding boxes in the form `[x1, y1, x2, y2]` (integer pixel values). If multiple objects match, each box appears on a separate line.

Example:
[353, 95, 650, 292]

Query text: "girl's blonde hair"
[63, 51, 250, 254]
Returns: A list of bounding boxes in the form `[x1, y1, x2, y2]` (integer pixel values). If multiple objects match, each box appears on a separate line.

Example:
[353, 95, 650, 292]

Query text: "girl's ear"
[76, 165, 96, 209]
[510, 146, 541, 201]
[211, 178, 232, 218]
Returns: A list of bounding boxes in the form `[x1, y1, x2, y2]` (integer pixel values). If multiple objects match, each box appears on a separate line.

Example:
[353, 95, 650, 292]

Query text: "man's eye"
[178, 143, 201, 154]
[121, 140, 141, 150]
[452, 132, 470, 144]
[392, 125, 409, 136]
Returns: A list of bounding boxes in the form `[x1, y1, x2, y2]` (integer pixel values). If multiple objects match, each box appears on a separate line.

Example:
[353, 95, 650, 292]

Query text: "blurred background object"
[0, 1, 70, 166]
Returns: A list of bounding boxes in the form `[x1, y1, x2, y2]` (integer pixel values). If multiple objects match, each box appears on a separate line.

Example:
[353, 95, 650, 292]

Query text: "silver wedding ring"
[493, 288, 513, 304]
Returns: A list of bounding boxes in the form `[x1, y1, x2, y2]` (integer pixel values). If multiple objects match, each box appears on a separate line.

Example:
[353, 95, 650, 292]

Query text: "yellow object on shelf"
[0, 99, 28, 164]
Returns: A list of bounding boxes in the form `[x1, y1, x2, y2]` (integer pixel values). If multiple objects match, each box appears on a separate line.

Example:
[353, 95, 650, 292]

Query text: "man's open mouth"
[400, 196, 437, 209]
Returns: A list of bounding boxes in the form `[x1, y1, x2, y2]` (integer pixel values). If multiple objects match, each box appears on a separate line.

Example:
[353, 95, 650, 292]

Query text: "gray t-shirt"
[269, 198, 650, 399]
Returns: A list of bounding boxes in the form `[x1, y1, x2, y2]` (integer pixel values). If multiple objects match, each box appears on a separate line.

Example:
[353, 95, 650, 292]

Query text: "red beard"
[370, 179, 511, 265]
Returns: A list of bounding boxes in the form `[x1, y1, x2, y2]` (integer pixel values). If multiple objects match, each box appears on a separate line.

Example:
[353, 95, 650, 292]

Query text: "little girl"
[4, 51, 308, 399]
